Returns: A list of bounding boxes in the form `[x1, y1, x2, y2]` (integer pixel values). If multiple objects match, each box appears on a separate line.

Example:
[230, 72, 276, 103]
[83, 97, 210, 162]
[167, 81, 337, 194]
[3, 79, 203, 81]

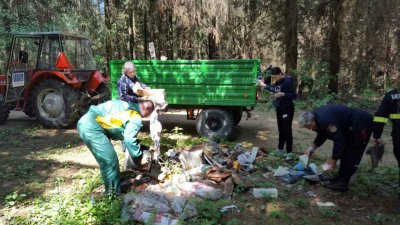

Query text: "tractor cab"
[5, 32, 97, 102]
[0, 32, 110, 127]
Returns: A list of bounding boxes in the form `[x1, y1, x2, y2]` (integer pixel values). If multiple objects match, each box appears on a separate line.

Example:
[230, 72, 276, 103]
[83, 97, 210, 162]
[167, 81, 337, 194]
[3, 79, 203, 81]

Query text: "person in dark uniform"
[259, 67, 297, 158]
[298, 104, 373, 192]
[372, 78, 400, 189]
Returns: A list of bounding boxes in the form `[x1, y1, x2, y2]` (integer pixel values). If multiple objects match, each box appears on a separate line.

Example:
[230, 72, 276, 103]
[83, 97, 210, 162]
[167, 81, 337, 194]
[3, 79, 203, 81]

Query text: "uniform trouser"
[276, 102, 294, 153]
[77, 111, 120, 194]
[392, 125, 400, 187]
[338, 125, 372, 184]
[392, 126, 400, 167]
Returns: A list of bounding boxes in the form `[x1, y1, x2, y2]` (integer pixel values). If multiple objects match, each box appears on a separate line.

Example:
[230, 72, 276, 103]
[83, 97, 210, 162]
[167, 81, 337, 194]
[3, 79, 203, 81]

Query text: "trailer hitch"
[246, 110, 252, 120]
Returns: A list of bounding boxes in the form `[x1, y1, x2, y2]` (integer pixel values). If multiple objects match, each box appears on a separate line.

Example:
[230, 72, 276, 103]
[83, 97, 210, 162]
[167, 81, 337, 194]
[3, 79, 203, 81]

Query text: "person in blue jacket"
[77, 99, 154, 195]
[298, 104, 373, 192]
[259, 67, 297, 157]
[117, 61, 148, 103]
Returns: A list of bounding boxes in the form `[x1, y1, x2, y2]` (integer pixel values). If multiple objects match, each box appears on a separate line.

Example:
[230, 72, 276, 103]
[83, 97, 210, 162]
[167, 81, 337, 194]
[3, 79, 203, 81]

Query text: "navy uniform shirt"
[264, 75, 297, 108]
[312, 104, 372, 160]
[373, 89, 400, 138]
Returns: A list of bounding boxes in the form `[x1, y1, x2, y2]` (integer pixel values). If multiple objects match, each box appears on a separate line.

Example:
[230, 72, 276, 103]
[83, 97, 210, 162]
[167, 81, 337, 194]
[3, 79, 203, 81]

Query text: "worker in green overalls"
[77, 99, 154, 194]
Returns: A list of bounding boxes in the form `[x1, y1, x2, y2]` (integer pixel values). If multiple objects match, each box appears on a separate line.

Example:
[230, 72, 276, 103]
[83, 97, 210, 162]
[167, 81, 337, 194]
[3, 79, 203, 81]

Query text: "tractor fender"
[0, 75, 6, 97]
[86, 71, 109, 94]
[23, 71, 82, 107]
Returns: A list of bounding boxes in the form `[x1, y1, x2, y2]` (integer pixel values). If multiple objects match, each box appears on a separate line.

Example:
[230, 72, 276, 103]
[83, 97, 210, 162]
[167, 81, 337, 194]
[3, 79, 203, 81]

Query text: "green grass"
[352, 165, 399, 198]
[318, 207, 338, 218]
[292, 198, 309, 208]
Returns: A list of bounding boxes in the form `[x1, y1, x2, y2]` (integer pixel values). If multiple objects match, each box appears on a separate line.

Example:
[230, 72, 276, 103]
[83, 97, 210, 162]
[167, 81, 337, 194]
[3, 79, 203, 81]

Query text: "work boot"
[323, 181, 349, 192]
[326, 175, 339, 183]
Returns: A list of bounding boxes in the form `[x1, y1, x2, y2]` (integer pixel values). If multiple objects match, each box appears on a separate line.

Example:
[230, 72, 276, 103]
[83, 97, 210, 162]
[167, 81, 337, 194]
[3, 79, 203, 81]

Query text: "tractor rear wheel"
[90, 83, 111, 105]
[196, 108, 234, 140]
[80, 83, 111, 116]
[0, 100, 10, 125]
[32, 79, 80, 128]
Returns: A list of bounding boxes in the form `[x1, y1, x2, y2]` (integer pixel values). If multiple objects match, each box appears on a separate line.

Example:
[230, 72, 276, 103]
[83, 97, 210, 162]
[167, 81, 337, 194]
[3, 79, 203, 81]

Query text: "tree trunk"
[128, 5, 135, 59]
[104, 0, 113, 61]
[328, 0, 343, 94]
[208, 17, 218, 59]
[143, 11, 148, 59]
[284, 0, 298, 79]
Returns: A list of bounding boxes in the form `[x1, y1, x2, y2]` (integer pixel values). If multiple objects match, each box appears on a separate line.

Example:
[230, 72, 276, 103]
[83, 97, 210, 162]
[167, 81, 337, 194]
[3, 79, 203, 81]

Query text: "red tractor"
[0, 32, 110, 128]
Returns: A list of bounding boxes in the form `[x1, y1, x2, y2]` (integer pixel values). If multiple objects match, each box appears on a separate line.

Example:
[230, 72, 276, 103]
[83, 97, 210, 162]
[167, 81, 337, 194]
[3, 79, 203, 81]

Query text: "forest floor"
[0, 107, 399, 225]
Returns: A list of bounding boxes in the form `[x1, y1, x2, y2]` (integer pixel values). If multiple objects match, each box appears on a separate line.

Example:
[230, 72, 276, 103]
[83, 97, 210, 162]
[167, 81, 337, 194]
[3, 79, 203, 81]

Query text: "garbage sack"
[366, 143, 385, 169]
[237, 147, 258, 165]
[273, 166, 290, 176]
[122, 191, 190, 224]
[308, 163, 321, 175]
[179, 149, 204, 170]
[150, 110, 162, 160]
[178, 182, 223, 200]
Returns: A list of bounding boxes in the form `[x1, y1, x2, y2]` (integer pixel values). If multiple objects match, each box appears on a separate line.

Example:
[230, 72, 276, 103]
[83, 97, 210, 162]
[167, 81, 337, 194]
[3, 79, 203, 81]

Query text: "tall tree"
[328, 0, 343, 94]
[284, 0, 298, 75]
[104, 0, 113, 61]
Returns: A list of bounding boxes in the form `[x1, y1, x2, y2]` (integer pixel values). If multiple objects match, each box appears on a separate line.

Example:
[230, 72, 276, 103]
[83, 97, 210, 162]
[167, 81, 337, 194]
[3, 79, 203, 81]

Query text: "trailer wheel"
[0, 100, 10, 125]
[196, 108, 234, 140]
[33, 79, 80, 128]
[231, 110, 243, 126]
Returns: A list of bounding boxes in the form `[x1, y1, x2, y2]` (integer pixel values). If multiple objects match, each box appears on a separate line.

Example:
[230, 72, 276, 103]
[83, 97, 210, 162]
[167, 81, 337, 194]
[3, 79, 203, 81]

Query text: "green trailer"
[109, 59, 260, 139]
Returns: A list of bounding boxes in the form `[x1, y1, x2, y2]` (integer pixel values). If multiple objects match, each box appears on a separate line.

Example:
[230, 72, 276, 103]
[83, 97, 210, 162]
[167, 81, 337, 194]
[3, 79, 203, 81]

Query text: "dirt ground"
[1, 109, 399, 224]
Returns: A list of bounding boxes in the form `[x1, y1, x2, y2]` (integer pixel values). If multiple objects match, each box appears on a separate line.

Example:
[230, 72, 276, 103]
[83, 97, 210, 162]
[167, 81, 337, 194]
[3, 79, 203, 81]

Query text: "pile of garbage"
[271, 154, 331, 185]
[120, 141, 269, 224]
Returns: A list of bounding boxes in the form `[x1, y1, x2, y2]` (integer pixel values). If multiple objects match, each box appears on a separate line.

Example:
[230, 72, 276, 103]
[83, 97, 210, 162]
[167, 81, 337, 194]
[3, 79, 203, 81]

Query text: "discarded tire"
[196, 108, 234, 140]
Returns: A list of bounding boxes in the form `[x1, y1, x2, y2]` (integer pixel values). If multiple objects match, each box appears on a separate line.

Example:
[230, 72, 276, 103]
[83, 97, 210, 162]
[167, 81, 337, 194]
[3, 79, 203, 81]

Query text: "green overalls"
[77, 100, 143, 194]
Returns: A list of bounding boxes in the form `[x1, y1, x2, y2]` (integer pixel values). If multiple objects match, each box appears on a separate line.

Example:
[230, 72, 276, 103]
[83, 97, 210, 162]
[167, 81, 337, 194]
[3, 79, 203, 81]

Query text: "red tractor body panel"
[86, 70, 109, 94]
[0, 74, 6, 96]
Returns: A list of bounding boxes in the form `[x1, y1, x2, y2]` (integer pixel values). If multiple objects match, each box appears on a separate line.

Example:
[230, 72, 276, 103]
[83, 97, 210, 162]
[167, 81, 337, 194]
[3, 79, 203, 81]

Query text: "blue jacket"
[264, 75, 297, 108]
[117, 74, 147, 103]
[312, 104, 372, 160]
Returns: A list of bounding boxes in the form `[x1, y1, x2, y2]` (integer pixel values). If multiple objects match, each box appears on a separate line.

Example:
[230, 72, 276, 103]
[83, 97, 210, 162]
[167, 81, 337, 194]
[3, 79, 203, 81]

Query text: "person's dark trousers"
[338, 120, 373, 185]
[276, 102, 294, 153]
[392, 124, 400, 188]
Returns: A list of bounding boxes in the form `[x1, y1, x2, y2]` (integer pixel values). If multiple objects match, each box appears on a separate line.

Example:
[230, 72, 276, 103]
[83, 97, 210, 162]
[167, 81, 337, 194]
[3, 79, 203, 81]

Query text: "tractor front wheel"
[32, 79, 80, 128]
[196, 108, 234, 140]
[0, 100, 10, 125]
